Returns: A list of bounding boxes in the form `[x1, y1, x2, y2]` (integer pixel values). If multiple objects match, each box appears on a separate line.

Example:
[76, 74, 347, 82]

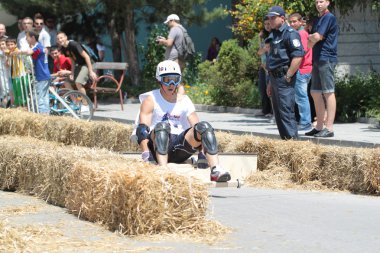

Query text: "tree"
[1, 0, 226, 87]
[230, 0, 380, 40]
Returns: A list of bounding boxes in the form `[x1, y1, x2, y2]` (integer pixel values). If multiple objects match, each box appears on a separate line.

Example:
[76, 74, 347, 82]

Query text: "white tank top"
[149, 89, 195, 135]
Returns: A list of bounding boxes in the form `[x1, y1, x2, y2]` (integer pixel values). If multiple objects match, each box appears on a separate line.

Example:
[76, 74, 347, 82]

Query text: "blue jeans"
[35, 80, 50, 114]
[295, 71, 312, 127]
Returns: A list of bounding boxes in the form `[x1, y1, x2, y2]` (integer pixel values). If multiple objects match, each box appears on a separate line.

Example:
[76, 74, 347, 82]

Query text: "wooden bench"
[90, 62, 128, 111]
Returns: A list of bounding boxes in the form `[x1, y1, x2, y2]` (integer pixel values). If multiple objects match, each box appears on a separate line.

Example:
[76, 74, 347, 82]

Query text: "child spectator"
[6, 37, 25, 107]
[14, 30, 50, 114]
[0, 38, 12, 107]
[50, 46, 72, 88]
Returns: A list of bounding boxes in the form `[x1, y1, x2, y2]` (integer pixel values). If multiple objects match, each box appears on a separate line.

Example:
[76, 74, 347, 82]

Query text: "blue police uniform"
[266, 23, 304, 139]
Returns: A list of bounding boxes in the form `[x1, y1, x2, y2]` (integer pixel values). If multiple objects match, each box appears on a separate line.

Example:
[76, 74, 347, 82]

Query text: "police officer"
[265, 6, 304, 140]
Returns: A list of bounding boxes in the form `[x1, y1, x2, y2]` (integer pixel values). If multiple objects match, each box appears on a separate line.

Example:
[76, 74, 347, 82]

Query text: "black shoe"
[305, 128, 321, 136]
[314, 128, 334, 138]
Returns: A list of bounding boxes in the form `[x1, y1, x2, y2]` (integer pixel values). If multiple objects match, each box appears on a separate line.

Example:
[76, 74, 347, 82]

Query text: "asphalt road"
[2, 187, 380, 252]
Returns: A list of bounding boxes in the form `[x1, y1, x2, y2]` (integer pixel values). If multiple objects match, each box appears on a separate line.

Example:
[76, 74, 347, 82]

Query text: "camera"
[156, 36, 164, 44]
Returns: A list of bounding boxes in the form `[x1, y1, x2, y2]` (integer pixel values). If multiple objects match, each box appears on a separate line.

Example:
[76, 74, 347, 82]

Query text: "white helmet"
[155, 60, 181, 82]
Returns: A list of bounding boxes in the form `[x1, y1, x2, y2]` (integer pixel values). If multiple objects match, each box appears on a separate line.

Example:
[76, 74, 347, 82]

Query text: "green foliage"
[183, 52, 203, 85]
[335, 71, 380, 122]
[197, 39, 261, 108]
[185, 82, 213, 105]
[140, 25, 168, 90]
[229, 0, 380, 40]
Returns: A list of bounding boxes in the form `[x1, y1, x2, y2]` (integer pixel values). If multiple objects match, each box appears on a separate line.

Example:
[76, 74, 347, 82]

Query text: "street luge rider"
[136, 60, 231, 182]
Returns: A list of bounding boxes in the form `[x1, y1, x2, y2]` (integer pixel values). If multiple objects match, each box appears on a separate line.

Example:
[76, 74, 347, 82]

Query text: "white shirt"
[38, 28, 51, 48]
[17, 31, 29, 50]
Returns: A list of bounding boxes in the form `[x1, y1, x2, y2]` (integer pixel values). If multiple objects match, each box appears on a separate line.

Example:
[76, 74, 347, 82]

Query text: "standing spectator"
[156, 14, 188, 94]
[206, 37, 221, 62]
[265, 6, 304, 140]
[96, 37, 105, 62]
[307, 0, 339, 138]
[14, 30, 50, 114]
[289, 13, 313, 131]
[56, 31, 97, 111]
[17, 17, 34, 50]
[257, 17, 272, 117]
[0, 24, 8, 40]
[6, 37, 23, 107]
[45, 16, 58, 73]
[84, 35, 99, 60]
[34, 14, 51, 60]
[45, 16, 57, 47]
[0, 38, 12, 107]
[17, 19, 24, 32]
[156, 14, 186, 71]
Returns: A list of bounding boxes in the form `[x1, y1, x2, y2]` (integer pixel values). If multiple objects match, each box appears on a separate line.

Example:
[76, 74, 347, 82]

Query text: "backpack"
[81, 43, 100, 62]
[176, 26, 195, 61]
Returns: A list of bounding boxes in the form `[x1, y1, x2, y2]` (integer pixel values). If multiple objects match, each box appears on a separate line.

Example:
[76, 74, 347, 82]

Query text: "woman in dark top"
[206, 37, 221, 61]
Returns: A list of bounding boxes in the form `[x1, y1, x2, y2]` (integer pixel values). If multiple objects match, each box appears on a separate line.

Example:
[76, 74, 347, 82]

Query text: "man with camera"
[156, 14, 186, 71]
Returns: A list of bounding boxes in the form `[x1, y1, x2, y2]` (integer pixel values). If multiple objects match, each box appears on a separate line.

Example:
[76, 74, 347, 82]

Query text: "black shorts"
[148, 128, 198, 163]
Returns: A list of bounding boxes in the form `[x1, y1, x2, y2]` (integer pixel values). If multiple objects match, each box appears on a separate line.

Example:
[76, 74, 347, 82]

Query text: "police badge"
[292, 39, 301, 47]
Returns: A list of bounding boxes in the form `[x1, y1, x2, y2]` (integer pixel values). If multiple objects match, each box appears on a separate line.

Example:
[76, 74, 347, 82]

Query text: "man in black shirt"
[56, 31, 97, 103]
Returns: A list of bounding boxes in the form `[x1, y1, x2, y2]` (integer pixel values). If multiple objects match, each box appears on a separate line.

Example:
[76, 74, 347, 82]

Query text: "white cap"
[164, 14, 180, 24]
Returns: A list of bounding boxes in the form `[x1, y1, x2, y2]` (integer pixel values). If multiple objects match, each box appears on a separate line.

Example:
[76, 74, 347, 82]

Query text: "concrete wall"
[335, 7, 380, 76]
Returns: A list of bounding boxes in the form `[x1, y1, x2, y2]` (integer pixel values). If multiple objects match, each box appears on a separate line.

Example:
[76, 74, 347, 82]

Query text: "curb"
[195, 104, 260, 115]
[125, 98, 261, 115]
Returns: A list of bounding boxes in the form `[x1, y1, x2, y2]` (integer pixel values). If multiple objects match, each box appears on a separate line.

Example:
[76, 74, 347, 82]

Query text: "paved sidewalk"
[93, 102, 380, 148]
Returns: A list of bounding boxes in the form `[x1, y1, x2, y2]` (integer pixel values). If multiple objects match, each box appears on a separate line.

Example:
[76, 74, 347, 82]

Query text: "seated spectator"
[50, 46, 73, 89]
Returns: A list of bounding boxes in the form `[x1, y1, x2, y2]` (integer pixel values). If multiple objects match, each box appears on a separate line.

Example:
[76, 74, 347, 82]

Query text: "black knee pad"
[154, 122, 171, 155]
[194, 121, 218, 155]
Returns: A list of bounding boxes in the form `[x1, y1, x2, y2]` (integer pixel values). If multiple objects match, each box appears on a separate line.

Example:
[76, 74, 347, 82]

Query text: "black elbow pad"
[136, 124, 150, 144]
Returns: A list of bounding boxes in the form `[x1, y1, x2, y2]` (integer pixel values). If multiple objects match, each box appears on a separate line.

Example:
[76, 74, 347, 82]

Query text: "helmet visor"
[161, 74, 181, 86]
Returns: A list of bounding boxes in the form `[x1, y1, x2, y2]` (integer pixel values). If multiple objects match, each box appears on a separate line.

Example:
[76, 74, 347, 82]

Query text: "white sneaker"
[210, 165, 231, 182]
[81, 105, 90, 113]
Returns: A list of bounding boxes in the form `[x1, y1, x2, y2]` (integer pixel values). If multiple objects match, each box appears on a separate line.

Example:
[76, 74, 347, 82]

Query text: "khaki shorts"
[74, 65, 89, 85]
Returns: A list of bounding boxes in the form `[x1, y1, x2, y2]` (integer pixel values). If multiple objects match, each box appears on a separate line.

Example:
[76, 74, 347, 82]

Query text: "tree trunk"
[124, 6, 141, 86]
[108, 16, 122, 79]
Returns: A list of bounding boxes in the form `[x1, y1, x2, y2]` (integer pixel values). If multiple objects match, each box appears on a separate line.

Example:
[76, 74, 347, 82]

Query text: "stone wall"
[336, 7, 380, 76]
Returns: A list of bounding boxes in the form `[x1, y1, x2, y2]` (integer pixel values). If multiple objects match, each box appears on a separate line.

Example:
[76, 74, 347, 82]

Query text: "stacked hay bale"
[0, 108, 137, 152]
[0, 109, 379, 195]
[0, 135, 224, 235]
[216, 131, 380, 194]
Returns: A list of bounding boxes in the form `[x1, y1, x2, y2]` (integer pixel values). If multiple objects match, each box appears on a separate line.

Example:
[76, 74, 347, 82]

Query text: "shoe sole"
[211, 173, 231, 182]
[314, 133, 334, 137]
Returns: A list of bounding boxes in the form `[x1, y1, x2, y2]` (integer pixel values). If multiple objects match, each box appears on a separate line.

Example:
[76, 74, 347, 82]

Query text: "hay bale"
[1, 108, 380, 196]
[0, 135, 220, 236]
[215, 131, 237, 153]
[0, 136, 74, 204]
[0, 108, 134, 152]
[316, 146, 373, 193]
[231, 135, 261, 153]
[289, 141, 321, 183]
[66, 159, 210, 235]
[364, 148, 380, 193]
